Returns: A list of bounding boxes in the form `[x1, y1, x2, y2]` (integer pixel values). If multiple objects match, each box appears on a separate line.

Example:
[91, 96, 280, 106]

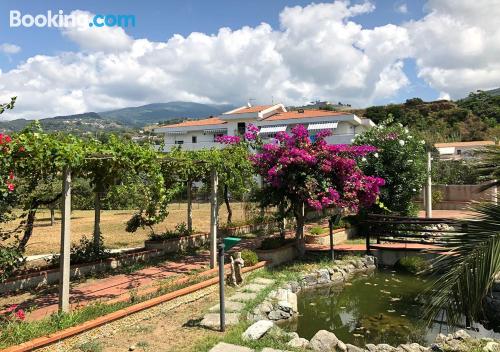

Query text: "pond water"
[281, 270, 500, 347]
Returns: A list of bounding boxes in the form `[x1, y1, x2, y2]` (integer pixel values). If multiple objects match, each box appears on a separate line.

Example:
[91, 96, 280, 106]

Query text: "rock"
[484, 341, 500, 352]
[227, 292, 255, 302]
[200, 313, 240, 329]
[435, 334, 447, 344]
[287, 332, 299, 340]
[129, 345, 136, 351]
[277, 301, 293, 313]
[365, 344, 377, 351]
[310, 330, 339, 351]
[289, 281, 300, 293]
[268, 309, 291, 320]
[346, 344, 364, 352]
[317, 269, 331, 284]
[337, 340, 348, 351]
[259, 301, 274, 314]
[261, 348, 292, 352]
[330, 272, 344, 282]
[302, 273, 318, 286]
[242, 320, 274, 340]
[209, 301, 245, 313]
[275, 288, 290, 301]
[398, 343, 427, 352]
[288, 291, 298, 312]
[253, 277, 275, 285]
[452, 329, 470, 340]
[287, 337, 310, 349]
[430, 344, 444, 352]
[243, 284, 268, 293]
[209, 342, 254, 352]
[375, 344, 397, 351]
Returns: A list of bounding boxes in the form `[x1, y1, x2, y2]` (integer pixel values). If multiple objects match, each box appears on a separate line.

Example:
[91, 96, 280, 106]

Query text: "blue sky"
[0, 0, 497, 119]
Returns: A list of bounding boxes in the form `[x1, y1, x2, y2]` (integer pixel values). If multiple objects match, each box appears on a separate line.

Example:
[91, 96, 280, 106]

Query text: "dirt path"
[35, 280, 228, 352]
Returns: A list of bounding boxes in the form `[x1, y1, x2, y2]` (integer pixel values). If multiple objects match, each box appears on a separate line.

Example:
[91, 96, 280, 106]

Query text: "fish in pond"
[387, 309, 396, 313]
[390, 297, 401, 302]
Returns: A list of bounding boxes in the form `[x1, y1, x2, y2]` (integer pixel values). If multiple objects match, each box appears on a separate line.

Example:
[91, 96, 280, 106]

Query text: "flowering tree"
[354, 117, 427, 215]
[219, 124, 384, 250]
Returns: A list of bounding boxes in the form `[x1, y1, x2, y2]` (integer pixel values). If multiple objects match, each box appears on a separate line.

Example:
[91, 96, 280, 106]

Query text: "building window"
[192, 136, 197, 143]
[237, 122, 246, 135]
[174, 140, 184, 145]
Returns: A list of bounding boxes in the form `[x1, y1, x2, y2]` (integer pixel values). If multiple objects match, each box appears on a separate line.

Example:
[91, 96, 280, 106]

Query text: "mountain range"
[0, 101, 236, 134]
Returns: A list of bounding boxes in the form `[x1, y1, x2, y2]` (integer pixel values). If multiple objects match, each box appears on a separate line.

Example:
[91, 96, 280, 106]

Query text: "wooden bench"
[361, 213, 460, 254]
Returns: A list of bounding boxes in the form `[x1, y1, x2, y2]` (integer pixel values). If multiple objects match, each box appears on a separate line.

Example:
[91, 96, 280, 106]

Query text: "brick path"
[12, 238, 262, 321]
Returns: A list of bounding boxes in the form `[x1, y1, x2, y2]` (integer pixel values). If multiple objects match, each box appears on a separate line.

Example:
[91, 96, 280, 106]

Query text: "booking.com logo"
[9, 10, 135, 28]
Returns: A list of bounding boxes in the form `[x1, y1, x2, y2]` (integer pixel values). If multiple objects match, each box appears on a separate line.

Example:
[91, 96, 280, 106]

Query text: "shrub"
[354, 117, 427, 216]
[0, 246, 25, 282]
[309, 226, 327, 236]
[395, 256, 430, 274]
[432, 190, 444, 207]
[49, 236, 110, 266]
[148, 222, 193, 241]
[240, 249, 259, 266]
[259, 237, 293, 250]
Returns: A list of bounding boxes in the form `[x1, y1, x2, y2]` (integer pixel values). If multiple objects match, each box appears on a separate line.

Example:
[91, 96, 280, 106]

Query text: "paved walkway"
[8, 238, 262, 321]
[417, 209, 476, 219]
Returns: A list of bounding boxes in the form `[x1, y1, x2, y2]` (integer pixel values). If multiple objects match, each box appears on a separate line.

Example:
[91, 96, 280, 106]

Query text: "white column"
[210, 168, 218, 268]
[59, 168, 71, 313]
[425, 151, 433, 218]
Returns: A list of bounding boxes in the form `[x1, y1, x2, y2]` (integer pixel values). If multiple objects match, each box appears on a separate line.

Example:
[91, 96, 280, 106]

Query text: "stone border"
[144, 232, 209, 252]
[255, 242, 298, 267]
[305, 227, 348, 245]
[248, 256, 376, 323]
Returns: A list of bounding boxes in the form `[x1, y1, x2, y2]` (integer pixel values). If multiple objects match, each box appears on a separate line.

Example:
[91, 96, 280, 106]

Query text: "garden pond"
[281, 270, 500, 346]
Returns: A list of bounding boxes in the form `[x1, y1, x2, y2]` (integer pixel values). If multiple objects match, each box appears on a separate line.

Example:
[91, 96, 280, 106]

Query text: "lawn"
[5, 202, 251, 256]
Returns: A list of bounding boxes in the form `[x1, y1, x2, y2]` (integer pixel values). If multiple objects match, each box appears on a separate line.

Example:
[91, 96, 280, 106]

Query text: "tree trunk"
[17, 193, 62, 253]
[187, 180, 193, 233]
[294, 202, 306, 256]
[18, 209, 37, 253]
[223, 183, 232, 224]
[93, 192, 101, 253]
[279, 202, 286, 240]
[50, 206, 55, 226]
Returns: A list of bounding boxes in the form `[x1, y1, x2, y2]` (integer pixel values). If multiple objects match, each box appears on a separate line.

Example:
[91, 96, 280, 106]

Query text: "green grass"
[0, 267, 221, 349]
[77, 340, 103, 352]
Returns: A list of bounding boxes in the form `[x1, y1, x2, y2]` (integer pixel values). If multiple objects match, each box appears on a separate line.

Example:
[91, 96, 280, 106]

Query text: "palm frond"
[475, 145, 500, 191]
[423, 200, 500, 326]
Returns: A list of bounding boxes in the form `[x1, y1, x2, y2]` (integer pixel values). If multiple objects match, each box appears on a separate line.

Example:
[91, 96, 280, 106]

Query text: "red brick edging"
[1, 261, 267, 352]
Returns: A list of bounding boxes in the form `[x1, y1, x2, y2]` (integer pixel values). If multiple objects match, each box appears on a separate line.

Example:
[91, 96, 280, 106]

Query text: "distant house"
[435, 140, 496, 160]
[154, 104, 375, 151]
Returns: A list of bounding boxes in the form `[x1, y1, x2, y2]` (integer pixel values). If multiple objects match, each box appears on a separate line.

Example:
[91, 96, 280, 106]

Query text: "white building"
[435, 141, 496, 160]
[154, 104, 375, 151]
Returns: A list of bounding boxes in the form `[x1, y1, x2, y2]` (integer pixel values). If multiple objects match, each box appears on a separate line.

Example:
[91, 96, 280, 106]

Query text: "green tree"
[10, 122, 86, 252]
[83, 135, 167, 251]
[354, 117, 427, 215]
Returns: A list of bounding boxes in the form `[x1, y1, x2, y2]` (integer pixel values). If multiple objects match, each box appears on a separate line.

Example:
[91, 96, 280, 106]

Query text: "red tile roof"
[264, 110, 350, 121]
[159, 117, 226, 128]
[435, 141, 495, 148]
[225, 105, 274, 114]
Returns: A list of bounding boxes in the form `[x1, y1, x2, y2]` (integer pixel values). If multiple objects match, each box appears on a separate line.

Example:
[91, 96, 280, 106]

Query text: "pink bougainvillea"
[0, 133, 16, 195]
[238, 124, 384, 213]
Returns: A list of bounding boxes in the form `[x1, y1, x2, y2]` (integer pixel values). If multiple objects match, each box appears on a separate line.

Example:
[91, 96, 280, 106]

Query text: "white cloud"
[0, 43, 21, 54]
[60, 10, 133, 53]
[407, 0, 500, 99]
[1, 2, 414, 119]
[395, 3, 408, 14]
